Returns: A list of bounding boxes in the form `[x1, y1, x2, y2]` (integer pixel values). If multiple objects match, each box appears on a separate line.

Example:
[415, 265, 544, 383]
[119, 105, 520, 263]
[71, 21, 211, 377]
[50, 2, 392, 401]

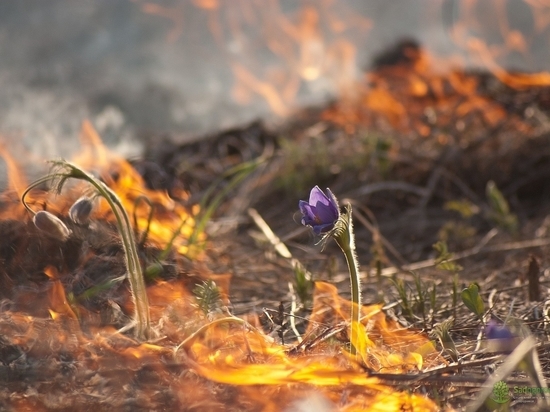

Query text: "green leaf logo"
[491, 380, 510, 404]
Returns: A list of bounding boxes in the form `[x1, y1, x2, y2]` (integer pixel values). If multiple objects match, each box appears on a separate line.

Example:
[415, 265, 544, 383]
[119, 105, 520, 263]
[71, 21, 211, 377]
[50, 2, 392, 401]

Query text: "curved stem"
[83, 171, 151, 340]
[334, 206, 361, 357]
[21, 173, 66, 215]
[23, 162, 151, 340]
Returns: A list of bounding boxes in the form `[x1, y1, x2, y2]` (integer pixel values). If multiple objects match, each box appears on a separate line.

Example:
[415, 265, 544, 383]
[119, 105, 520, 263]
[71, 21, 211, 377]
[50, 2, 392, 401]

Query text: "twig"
[248, 208, 292, 259]
[291, 324, 348, 354]
[347, 201, 408, 268]
[287, 282, 303, 343]
[173, 316, 262, 354]
[248, 207, 312, 292]
[376, 230, 550, 277]
[352, 181, 428, 198]
[417, 165, 443, 209]
[435, 167, 483, 205]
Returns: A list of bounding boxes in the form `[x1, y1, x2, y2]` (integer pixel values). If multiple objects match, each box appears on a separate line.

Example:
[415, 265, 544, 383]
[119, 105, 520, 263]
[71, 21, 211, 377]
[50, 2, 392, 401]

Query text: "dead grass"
[138, 65, 550, 410]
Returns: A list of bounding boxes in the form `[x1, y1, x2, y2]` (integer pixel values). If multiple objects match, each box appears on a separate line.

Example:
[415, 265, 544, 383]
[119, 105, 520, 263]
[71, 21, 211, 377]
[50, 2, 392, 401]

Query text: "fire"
[321, 42, 533, 139]
[0, 122, 198, 256]
[174, 281, 441, 410]
[70, 121, 199, 256]
[45, 266, 78, 321]
[0, 124, 444, 410]
[0, 142, 31, 221]
[6, 0, 550, 409]
[139, 0, 369, 116]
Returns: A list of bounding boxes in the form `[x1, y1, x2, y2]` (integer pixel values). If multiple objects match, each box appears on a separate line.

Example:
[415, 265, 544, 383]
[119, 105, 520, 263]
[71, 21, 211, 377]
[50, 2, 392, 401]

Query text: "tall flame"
[139, 0, 370, 116]
[71, 120, 198, 255]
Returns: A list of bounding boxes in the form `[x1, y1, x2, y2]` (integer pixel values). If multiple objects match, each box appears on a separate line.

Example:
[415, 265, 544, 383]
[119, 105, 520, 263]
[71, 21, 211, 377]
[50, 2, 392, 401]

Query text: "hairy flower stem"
[22, 161, 151, 340]
[333, 206, 361, 357]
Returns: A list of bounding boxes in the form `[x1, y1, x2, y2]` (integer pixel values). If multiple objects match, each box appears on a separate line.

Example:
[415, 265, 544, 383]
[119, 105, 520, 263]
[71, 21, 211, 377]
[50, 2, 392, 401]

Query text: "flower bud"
[299, 186, 340, 235]
[69, 196, 94, 225]
[33, 211, 71, 241]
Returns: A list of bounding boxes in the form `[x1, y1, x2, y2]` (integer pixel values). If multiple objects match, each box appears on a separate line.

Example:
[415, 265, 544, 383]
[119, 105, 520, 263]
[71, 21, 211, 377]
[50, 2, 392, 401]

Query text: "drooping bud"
[33, 211, 71, 241]
[69, 196, 94, 225]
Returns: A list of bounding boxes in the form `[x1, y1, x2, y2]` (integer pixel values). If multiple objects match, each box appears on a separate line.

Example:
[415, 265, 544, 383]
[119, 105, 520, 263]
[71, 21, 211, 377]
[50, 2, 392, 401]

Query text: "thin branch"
[375, 230, 550, 278]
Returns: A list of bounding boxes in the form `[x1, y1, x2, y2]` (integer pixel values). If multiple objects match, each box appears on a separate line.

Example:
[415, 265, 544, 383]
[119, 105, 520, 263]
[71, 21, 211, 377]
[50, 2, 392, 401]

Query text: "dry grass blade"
[377, 232, 550, 278]
[465, 336, 547, 412]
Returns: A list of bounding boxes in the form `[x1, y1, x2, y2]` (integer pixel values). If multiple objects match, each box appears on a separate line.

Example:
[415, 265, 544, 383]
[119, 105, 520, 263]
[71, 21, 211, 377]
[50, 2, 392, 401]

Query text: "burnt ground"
[134, 49, 550, 409]
[1, 43, 550, 410]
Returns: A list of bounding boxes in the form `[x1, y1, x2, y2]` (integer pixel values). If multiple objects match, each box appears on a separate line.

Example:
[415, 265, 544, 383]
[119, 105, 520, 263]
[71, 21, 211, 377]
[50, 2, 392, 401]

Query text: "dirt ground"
[1, 42, 550, 410]
[137, 47, 550, 409]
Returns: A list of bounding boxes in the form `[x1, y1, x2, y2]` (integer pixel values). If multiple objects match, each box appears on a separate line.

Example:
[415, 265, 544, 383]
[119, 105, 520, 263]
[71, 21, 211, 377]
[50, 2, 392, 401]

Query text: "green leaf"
[444, 199, 480, 218]
[193, 280, 222, 316]
[432, 319, 458, 362]
[461, 283, 485, 318]
[486, 181, 510, 216]
[486, 181, 518, 233]
[433, 241, 463, 273]
[187, 155, 266, 254]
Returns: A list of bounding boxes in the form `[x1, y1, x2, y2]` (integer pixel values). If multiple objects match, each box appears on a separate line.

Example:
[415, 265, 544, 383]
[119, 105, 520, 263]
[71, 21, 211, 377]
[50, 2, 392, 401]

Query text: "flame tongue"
[321, 41, 536, 140]
[72, 121, 198, 255]
[0, 125, 442, 409]
[178, 282, 440, 409]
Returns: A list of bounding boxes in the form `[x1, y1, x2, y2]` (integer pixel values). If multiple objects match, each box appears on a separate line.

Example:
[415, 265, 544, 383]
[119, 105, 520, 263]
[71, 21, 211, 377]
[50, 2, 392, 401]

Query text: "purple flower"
[485, 320, 518, 353]
[299, 186, 340, 235]
[485, 320, 515, 340]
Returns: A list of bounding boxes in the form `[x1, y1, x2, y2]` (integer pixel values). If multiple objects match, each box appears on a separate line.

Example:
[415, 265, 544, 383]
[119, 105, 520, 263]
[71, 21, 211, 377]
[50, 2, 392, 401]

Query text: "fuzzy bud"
[69, 196, 94, 225]
[33, 211, 71, 241]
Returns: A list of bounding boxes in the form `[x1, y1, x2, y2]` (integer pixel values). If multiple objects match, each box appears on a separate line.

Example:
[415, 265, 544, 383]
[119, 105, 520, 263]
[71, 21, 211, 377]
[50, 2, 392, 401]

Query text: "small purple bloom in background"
[486, 320, 514, 340]
[485, 320, 518, 353]
[299, 186, 340, 235]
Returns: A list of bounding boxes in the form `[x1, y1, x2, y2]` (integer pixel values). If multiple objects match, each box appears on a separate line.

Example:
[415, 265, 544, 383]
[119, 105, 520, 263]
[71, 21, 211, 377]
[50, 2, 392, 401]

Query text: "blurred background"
[0, 0, 546, 160]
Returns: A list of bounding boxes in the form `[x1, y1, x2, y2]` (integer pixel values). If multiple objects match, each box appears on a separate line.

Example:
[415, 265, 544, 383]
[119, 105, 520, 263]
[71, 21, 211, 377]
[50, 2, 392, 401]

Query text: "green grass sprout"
[486, 180, 518, 233]
[193, 279, 223, 317]
[187, 155, 266, 256]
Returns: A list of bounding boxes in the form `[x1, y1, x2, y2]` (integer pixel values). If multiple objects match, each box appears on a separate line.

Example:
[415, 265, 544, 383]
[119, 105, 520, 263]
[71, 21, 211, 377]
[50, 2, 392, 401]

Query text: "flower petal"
[309, 186, 331, 208]
[311, 222, 334, 235]
[314, 202, 338, 225]
[299, 201, 316, 225]
[486, 320, 514, 340]
[325, 188, 340, 216]
[299, 186, 341, 234]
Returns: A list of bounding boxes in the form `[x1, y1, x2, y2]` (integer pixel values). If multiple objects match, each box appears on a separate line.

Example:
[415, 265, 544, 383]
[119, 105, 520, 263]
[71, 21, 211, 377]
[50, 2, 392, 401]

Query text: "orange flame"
[72, 120, 198, 255]
[45, 266, 78, 321]
[12, 1, 549, 407]
[0, 141, 28, 196]
[138, 0, 370, 117]
[174, 282, 441, 410]
[0, 127, 445, 409]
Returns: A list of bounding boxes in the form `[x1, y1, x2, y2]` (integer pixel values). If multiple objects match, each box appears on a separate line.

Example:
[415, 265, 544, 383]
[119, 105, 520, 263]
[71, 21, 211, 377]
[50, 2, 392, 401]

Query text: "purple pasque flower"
[299, 186, 340, 235]
[485, 319, 518, 353]
[485, 320, 515, 340]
